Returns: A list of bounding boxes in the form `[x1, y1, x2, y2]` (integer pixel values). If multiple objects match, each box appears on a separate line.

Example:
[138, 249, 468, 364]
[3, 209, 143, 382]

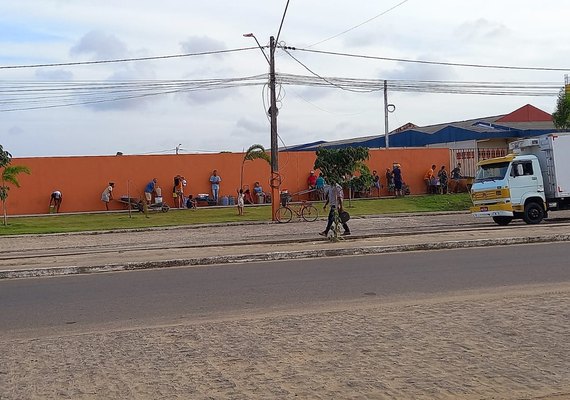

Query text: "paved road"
[2, 212, 570, 398]
[2, 242, 570, 338]
[1, 245, 570, 399]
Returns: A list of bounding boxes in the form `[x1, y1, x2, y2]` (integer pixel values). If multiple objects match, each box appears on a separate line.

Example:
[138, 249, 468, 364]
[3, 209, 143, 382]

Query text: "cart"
[118, 196, 142, 210]
[118, 196, 169, 212]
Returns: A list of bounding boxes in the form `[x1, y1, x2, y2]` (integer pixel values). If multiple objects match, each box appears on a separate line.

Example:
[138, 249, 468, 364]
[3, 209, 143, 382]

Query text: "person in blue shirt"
[253, 181, 264, 203]
[144, 178, 157, 204]
[209, 170, 222, 204]
[315, 173, 326, 200]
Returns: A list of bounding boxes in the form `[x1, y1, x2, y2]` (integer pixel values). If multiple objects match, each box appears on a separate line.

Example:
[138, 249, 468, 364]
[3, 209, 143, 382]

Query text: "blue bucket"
[221, 196, 229, 206]
[228, 196, 235, 205]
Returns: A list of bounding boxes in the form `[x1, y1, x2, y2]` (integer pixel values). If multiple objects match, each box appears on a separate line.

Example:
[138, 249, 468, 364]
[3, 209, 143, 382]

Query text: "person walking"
[101, 182, 115, 210]
[209, 170, 221, 204]
[319, 183, 350, 237]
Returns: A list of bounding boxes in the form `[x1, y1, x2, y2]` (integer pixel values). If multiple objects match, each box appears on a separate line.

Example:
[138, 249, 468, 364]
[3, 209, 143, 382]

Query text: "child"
[237, 188, 245, 215]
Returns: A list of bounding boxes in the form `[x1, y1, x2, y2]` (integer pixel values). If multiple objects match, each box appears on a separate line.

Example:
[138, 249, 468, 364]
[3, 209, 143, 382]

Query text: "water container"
[221, 196, 229, 206]
[228, 196, 235, 205]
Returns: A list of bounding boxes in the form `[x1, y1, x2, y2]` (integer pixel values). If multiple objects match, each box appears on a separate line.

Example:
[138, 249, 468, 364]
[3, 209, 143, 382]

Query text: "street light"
[242, 33, 270, 65]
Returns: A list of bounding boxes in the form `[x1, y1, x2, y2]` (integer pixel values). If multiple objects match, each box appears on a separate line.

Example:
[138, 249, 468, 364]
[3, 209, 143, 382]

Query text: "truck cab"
[471, 133, 570, 225]
[471, 154, 546, 225]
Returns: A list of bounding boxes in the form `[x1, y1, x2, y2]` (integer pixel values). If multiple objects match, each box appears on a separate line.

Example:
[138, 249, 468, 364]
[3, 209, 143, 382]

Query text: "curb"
[2, 234, 569, 280]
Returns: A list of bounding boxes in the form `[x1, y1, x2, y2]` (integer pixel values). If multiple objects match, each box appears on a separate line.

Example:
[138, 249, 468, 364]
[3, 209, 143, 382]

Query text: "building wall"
[6, 148, 450, 215]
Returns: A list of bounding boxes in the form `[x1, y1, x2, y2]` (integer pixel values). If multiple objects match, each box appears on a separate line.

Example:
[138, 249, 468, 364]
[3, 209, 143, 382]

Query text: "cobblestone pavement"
[1, 285, 569, 399]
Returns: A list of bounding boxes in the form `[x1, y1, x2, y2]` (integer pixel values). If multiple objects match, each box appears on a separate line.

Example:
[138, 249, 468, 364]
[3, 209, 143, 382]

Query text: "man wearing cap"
[101, 182, 115, 211]
[307, 170, 317, 200]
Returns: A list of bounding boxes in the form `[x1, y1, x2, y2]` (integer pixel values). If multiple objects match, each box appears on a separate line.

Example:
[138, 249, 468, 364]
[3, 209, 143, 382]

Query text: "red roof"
[496, 104, 552, 123]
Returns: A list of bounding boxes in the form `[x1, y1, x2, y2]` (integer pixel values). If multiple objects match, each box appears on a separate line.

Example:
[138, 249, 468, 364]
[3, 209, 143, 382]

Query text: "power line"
[292, 47, 570, 72]
[277, 73, 561, 97]
[0, 75, 268, 112]
[0, 47, 259, 70]
[275, 0, 291, 45]
[309, 0, 410, 47]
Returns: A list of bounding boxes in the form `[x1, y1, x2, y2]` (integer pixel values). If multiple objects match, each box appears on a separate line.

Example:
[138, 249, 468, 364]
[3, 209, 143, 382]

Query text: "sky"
[1, 0, 569, 157]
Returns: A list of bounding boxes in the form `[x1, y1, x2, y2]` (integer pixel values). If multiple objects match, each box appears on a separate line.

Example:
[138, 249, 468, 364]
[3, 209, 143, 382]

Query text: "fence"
[450, 147, 508, 177]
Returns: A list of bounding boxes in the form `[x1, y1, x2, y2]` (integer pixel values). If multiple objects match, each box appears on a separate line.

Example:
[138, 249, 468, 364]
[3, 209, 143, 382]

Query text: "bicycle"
[275, 201, 319, 223]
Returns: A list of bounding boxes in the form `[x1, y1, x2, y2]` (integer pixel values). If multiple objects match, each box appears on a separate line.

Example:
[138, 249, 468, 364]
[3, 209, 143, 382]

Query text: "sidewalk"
[2, 211, 570, 279]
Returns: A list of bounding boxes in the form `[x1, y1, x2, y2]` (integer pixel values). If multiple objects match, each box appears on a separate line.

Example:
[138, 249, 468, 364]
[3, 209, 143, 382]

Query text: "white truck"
[470, 133, 570, 225]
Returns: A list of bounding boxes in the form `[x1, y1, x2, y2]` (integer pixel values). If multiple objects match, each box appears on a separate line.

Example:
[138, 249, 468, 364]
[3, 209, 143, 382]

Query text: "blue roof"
[287, 108, 558, 151]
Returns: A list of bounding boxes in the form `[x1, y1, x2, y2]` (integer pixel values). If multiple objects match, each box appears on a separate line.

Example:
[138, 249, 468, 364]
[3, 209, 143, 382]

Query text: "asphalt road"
[2, 242, 570, 338]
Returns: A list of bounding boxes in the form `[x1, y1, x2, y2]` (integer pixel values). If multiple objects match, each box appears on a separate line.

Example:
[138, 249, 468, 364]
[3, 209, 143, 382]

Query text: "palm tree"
[240, 144, 271, 190]
[1, 165, 31, 225]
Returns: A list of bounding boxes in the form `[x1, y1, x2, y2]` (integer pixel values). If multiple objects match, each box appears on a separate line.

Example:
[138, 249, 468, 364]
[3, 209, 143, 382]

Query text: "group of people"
[424, 163, 463, 194]
[307, 170, 326, 200]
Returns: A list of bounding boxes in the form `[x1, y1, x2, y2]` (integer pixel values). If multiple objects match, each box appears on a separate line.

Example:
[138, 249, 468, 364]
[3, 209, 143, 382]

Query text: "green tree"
[314, 147, 370, 240]
[240, 144, 271, 189]
[1, 145, 31, 225]
[0, 144, 11, 168]
[552, 87, 570, 130]
[313, 147, 370, 186]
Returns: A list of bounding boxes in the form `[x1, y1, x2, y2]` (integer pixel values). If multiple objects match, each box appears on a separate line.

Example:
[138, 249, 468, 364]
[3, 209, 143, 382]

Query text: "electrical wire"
[309, 0, 410, 48]
[0, 47, 260, 70]
[292, 47, 570, 72]
[0, 75, 268, 112]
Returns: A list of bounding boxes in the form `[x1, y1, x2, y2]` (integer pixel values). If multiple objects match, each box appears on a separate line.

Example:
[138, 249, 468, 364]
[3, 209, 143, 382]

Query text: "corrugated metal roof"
[287, 104, 558, 151]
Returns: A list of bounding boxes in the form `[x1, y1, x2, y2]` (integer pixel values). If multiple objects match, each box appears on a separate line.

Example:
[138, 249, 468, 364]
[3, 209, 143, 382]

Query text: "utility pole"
[269, 36, 280, 221]
[384, 80, 389, 149]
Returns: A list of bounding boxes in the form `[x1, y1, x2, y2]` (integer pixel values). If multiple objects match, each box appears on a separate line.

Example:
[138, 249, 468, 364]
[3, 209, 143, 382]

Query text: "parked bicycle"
[275, 201, 319, 223]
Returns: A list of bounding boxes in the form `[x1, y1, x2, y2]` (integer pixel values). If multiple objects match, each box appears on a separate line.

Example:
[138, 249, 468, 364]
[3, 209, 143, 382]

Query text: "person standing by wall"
[101, 182, 114, 211]
[424, 164, 436, 194]
[315, 173, 326, 200]
[173, 175, 185, 208]
[385, 168, 394, 194]
[307, 170, 317, 200]
[372, 170, 381, 197]
[392, 164, 403, 197]
[450, 162, 463, 193]
[49, 190, 62, 213]
[209, 170, 221, 204]
[144, 178, 157, 205]
[319, 183, 350, 237]
[438, 166, 448, 194]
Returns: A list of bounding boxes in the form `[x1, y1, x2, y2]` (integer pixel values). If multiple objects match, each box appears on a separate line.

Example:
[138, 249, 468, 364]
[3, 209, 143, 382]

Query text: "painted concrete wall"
[5, 148, 450, 215]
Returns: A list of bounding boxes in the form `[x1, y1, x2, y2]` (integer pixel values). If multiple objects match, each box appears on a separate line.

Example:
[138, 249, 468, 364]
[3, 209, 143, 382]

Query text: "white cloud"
[0, 0, 566, 157]
[70, 30, 128, 60]
[180, 36, 227, 57]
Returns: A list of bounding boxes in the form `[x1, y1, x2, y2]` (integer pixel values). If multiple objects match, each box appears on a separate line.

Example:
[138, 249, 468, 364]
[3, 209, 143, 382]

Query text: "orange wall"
[5, 148, 449, 215]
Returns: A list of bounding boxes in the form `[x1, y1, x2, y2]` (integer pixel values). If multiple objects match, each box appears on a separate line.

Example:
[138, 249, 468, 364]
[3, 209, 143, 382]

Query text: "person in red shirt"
[307, 170, 318, 200]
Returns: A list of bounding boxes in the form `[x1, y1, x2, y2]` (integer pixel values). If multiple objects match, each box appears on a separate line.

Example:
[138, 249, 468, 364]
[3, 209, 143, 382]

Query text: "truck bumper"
[470, 203, 514, 218]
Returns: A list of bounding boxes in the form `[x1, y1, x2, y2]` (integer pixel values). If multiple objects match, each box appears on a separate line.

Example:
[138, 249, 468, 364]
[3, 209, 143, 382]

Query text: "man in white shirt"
[319, 183, 350, 237]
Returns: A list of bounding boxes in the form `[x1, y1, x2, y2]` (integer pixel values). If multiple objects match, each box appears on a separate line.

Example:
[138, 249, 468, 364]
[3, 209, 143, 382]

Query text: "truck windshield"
[475, 162, 510, 182]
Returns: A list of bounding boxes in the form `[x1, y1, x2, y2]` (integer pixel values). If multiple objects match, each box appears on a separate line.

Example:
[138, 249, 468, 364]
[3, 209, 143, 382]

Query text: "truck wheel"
[492, 216, 512, 226]
[523, 202, 544, 224]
